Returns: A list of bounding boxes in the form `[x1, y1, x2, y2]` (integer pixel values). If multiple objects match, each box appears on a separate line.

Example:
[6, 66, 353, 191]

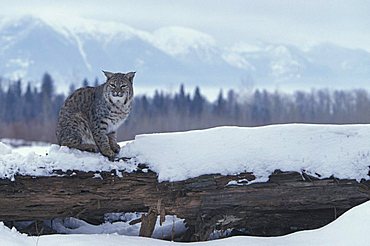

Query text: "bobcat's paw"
[75, 144, 99, 153]
[87, 145, 99, 153]
[101, 148, 116, 161]
[111, 143, 121, 154]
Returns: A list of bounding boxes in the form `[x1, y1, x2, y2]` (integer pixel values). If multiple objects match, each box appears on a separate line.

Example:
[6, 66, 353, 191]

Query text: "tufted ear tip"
[125, 71, 136, 82]
[102, 70, 114, 79]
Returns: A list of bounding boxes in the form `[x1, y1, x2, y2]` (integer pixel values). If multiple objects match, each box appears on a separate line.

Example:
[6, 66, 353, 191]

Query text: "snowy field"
[0, 200, 369, 246]
[1, 124, 370, 182]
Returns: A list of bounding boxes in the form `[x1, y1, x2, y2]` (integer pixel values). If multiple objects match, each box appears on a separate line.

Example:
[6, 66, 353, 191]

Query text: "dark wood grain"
[0, 169, 369, 241]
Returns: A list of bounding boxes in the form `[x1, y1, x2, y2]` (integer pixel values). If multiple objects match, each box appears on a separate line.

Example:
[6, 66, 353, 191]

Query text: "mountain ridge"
[1, 15, 370, 91]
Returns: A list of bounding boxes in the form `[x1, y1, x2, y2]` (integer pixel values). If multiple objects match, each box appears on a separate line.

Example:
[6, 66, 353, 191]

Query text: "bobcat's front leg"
[108, 132, 121, 153]
[92, 129, 116, 160]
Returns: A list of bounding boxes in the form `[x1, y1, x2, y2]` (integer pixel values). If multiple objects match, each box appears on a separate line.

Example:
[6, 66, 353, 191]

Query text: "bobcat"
[56, 70, 135, 160]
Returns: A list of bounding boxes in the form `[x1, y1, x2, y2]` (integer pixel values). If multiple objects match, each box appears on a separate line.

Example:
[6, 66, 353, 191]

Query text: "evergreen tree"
[82, 78, 89, 87]
[141, 95, 149, 113]
[23, 82, 35, 120]
[14, 80, 22, 98]
[251, 90, 271, 125]
[153, 90, 164, 113]
[174, 84, 190, 115]
[53, 94, 65, 118]
[41, 73, 55, 121]
[214, 90, 227, 115]
[41, 73, 54, 98]
[190, 86, 204, 116]
[68, 83, 76, 95]
[226, 89, 238, 119]
[4, 84, 16, 122]
[94, 77, 99, 87]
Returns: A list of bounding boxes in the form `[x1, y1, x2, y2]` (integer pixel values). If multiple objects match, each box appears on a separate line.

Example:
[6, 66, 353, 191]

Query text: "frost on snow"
[1, 124, 370, 182]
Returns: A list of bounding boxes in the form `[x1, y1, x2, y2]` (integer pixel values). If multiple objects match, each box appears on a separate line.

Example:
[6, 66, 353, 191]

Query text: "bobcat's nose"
[112, 92, 123, 97]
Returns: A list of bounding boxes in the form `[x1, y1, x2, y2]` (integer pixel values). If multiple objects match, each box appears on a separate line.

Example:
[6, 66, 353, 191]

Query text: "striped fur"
[56, 71, 135, 160]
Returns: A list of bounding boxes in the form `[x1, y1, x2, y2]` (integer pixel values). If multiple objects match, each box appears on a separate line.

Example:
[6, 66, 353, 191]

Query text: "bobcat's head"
[103, 70, 135, 104]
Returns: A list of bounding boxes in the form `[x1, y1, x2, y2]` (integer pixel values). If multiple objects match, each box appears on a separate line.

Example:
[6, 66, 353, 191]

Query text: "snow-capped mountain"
[1, 15, 370, 90]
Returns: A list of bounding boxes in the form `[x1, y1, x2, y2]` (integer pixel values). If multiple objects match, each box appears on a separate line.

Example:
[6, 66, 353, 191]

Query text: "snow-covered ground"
[1, 124, 370, 182]
[0, 200, 369, 246]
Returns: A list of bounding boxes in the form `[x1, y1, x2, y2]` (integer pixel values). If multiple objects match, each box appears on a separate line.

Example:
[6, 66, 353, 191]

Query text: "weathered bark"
[0, 168, 369, 241]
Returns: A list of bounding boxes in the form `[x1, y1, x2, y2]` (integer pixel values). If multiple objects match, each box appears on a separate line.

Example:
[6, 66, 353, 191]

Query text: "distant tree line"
[1, 73, 370, 142]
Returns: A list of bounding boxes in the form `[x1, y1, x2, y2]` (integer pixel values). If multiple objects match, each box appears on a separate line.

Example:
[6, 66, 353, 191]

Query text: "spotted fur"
[56, 71, 135, 160]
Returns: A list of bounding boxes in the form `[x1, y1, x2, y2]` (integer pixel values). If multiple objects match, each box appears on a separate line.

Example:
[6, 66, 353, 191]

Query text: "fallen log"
[0, 168, 369, 241]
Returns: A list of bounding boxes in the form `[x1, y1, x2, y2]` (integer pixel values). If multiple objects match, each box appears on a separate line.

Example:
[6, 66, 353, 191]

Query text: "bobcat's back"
[56, 86, 99, 147]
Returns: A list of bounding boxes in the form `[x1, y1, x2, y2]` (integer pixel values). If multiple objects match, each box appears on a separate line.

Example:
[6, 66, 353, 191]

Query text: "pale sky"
[1, 0, 370, 50]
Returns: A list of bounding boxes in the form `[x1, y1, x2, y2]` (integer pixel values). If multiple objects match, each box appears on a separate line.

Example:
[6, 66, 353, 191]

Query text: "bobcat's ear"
[102, 70, 114, 80]
[125, 71, 136, 83]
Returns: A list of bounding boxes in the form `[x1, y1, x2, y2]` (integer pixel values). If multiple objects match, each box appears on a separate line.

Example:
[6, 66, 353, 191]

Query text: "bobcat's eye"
[121, 85, 127, 89]
[110, 84, 116, 88]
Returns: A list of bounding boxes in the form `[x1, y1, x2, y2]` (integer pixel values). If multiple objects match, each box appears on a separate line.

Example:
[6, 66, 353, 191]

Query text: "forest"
[1, 73, 370, 143]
